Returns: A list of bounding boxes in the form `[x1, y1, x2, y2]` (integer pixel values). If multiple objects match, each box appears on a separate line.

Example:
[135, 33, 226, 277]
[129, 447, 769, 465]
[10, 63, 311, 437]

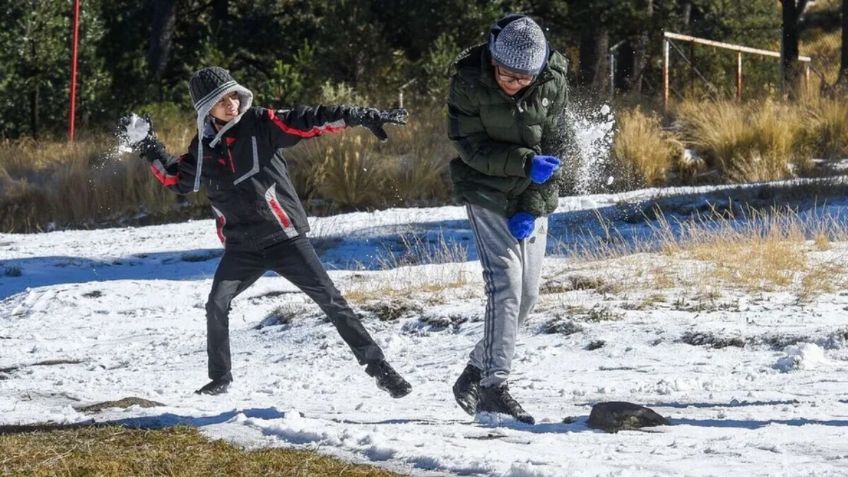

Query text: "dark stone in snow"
[587, 401, 669, 433]
[79, 397, 165, 413]
[541, 318, 583, 336]
[584, 340, 605, 350]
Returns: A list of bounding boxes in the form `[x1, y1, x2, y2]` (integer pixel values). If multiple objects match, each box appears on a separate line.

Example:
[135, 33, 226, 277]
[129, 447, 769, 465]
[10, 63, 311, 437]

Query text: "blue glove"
[528, 155, 561, 184]
[508, 212, 536, 241]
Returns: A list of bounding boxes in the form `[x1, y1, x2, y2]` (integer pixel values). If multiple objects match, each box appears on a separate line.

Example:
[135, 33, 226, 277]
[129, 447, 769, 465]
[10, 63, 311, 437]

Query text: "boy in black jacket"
[120, 66, 411, 398]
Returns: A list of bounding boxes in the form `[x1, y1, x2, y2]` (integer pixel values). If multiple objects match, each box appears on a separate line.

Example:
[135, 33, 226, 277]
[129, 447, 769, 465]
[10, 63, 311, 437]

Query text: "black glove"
[345, 107, 408, 141]
[118, 113, 164, 161]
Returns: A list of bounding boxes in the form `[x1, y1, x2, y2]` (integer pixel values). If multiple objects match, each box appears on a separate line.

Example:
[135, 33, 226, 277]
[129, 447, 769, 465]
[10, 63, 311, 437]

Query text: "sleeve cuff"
[506, 148, 533, 177]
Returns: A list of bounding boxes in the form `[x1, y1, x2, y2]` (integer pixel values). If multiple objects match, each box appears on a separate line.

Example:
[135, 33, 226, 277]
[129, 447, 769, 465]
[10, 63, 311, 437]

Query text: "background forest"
[1, 0, 846, 232]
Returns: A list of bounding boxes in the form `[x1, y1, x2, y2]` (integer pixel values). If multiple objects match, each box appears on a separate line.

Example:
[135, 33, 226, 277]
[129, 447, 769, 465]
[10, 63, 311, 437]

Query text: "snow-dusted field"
[3, 184, 848, 477]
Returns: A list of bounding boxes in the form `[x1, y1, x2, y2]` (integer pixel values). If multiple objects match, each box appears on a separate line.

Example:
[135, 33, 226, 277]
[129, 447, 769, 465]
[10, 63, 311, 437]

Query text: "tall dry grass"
[316, 134, 391, 210]
[286, 105, 453, 213]
[801, 98, 848, 160]
[0, 137, 206, 233]
[1, 104, 453, 232]
[802, 29, 840, 88]
[0, 103, 203, 233]
[611, 108, 684, 186]
[344, 231, 472, 304]
[610, 97, 848, 188]
[675, 100, 813, 183]
[568, 204, 848, 298]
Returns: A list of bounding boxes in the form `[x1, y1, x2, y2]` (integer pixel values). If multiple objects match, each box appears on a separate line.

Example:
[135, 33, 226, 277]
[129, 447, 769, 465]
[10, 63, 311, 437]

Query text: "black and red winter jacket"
[148, 105, 349, 250]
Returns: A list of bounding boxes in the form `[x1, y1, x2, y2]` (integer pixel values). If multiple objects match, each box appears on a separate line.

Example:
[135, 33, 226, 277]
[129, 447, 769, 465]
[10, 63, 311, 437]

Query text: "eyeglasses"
[495, 66, 535, 86]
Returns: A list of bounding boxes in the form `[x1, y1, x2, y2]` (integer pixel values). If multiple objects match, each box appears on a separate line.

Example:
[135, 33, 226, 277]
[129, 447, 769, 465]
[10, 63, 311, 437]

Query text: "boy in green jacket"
[448, 14, 573, 425]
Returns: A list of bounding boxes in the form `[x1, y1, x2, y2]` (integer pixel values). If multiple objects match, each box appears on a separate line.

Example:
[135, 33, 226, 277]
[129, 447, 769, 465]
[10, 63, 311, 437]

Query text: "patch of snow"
[773, 343, 830, 372]
[4, 181, 848, 476]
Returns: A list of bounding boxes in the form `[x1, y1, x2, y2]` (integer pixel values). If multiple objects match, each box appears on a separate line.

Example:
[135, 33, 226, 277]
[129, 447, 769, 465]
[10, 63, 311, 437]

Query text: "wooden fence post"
[736, 52, 743, 101]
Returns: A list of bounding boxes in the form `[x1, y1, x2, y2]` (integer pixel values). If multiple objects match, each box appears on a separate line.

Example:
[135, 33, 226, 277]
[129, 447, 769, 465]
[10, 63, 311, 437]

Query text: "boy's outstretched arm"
[118, 113, 197, 195]
[265, 105, 407, 147]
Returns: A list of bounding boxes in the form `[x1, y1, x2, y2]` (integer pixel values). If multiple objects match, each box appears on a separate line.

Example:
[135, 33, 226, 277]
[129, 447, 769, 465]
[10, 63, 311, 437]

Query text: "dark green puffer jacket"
[447, 44, 574, 218]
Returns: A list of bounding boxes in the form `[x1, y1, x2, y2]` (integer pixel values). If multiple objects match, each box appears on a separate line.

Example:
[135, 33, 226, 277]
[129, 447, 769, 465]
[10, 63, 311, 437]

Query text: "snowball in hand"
[119, 113, 151, 150]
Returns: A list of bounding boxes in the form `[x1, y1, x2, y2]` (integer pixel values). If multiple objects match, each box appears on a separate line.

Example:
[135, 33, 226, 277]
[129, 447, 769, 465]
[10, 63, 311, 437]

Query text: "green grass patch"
[0, 425, 407, 477]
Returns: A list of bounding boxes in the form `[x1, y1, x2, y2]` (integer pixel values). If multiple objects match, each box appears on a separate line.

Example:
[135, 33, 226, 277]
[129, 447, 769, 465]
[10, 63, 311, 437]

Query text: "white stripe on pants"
[466, 204, 548, 388]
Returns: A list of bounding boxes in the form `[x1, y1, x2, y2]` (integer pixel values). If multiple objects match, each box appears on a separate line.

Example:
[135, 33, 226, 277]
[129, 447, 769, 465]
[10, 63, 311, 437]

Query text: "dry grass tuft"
[798, 262, 843, 302]
[315, 133, 393, 210]
[566, 205, 848, 300]
[684, 226, 807, 290]
[0, 127, 205, 233]
[0, 425, 405, 477]
[801, 98, 848, 160]
[676, 100, 812, 182]
[663, 207, 847, 294]
[343, 235, 472, 304]
[344, 274, 472, 305]
[801, 29, 840, 87]
[814, 231, 832, 251]
[287, 106, 453, 213]
[612, 108, 683, 186]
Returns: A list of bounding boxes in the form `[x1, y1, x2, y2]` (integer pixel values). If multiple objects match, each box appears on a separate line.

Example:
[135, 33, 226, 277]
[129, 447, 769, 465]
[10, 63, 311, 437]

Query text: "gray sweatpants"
[466, 204, 548, 388]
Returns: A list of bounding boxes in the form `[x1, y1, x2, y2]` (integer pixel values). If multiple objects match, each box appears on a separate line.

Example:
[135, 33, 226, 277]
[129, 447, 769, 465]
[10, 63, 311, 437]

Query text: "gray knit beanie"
[187, 66, 253, 192]
[488, 15, 548, 76]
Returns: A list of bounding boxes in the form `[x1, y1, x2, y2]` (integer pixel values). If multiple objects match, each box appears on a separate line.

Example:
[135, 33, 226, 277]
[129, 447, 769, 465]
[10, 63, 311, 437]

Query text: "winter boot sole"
[378, 382, 412, 399]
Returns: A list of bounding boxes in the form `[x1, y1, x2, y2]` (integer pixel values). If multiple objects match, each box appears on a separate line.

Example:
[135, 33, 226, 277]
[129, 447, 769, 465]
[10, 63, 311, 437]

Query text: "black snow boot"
[477, 383, 535, 425]
[365, 360, 412, 398]
[195, 379, 230, 396]
[452, 364, 482, 415]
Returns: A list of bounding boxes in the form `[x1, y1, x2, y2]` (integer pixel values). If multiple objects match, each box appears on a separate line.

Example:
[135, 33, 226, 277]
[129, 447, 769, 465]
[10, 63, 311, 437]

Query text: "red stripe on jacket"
[211, 206, 227, 245]
[267, 109, 347, 138]
[150, 154, 189, 187]
[267, 195, 293, 228]
[150, 164, 179, 187]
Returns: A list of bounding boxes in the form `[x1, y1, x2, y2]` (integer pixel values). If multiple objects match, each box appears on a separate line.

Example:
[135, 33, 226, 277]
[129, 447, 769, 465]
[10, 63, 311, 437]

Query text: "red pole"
[662, 37, 670, 114]
[69, 0, 81, 142]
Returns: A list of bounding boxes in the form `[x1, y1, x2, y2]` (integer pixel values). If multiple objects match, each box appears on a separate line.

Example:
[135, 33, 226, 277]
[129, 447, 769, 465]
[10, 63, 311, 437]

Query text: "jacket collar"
[202, 116, 241, 142]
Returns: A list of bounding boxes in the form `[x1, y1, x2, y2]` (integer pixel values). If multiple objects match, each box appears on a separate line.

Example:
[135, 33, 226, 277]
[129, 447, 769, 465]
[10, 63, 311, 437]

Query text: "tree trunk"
[30, 86, 39, 139]
[839, 0, 848, 85]
[28, 37, 39, 139]
[212, 0, 229, 26]
[781, 0, 808, 98]
[616, 41, 634, 91]
[629, 0, 654, 94]
[147, 0, 178, 90]
[679, 0, 692, 30]
[578, 23, 609, 91]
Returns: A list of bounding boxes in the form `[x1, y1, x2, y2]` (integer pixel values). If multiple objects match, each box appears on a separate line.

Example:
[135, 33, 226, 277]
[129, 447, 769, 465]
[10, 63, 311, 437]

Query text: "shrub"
[611, 108, 683, 186]
[801, 98, 848, 160]
[676, 100, 811, 182]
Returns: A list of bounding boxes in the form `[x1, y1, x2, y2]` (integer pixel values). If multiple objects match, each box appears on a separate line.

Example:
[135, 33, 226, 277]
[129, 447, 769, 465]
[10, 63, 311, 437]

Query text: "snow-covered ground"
[3, 183, 848, 476]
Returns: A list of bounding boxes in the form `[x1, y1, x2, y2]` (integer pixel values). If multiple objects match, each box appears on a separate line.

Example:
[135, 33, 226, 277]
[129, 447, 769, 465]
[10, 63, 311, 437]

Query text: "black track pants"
[205, 236, 385, 381]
